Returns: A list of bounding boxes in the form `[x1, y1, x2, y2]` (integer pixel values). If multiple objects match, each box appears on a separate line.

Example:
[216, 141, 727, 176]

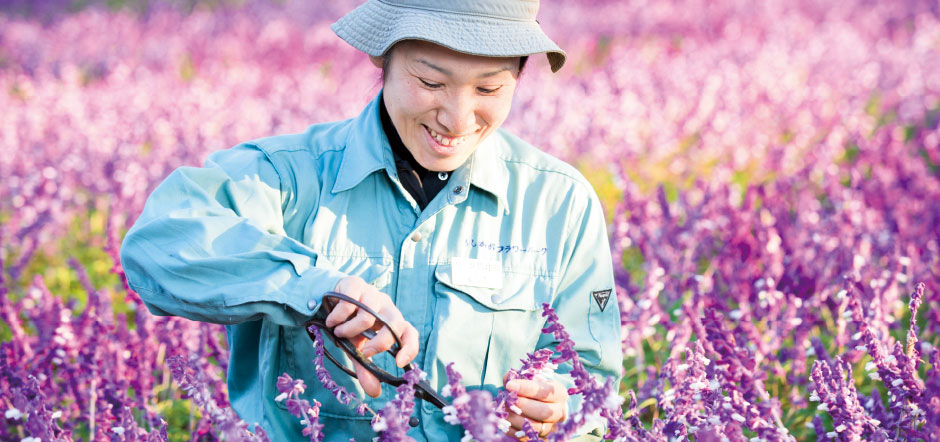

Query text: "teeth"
[428, 127, 467, 147]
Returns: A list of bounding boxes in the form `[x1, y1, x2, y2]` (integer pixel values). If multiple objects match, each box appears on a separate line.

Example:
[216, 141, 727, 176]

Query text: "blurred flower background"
[1, 0, 939, 440]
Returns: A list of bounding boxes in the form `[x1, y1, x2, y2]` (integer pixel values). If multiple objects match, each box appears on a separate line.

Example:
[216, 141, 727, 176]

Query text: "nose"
[437, 91, 478, 136]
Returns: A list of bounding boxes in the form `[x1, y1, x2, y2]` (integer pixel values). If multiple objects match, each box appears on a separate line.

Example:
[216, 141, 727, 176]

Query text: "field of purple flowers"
[2, 0, 940, 440]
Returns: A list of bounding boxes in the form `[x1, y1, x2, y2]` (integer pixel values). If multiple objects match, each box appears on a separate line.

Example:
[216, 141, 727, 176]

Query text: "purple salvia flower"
[906, 282, 925, 360]
[812, 415, 827, 442]
[308, 326, 373, 416]
[494, 348, 556, 440]
[166, 354, 269, 441]
[275, 373, 323, 442]
[539, 303, 635, 442]
[441, 362, 472, 428]
[810, 357, 876, 441]
[441, 363, 513, 442]
[465, 390, 513, 442]
[8, 375, 64, 442]
[858, 283, 928, 436]
[921, 349, 940, 439]
[624, 390, 654, 441]
[859, 390, 889, 430]
[373, 367, 422, 441]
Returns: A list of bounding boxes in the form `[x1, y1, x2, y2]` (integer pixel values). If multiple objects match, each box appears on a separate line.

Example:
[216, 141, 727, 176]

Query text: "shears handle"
[305, 292, 449, 410]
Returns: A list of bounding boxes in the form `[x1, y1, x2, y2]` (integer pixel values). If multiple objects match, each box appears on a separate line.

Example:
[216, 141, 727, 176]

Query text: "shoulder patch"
[592, 289, 612, 312]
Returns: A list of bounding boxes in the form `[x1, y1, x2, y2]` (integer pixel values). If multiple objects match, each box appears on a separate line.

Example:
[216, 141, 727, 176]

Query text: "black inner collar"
[380, 95, 451, 210]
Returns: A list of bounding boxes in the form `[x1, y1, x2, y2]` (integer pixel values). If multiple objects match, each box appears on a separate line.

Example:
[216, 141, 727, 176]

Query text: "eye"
[419, 78, 444, 89]
[477, 85, 502, 94]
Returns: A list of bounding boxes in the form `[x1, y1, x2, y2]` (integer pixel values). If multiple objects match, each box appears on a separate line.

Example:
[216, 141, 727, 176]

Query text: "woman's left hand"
[503, 376, 569, 439]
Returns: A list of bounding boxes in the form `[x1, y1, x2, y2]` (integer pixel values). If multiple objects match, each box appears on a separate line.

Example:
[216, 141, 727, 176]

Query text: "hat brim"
[332, 1, 566, 73]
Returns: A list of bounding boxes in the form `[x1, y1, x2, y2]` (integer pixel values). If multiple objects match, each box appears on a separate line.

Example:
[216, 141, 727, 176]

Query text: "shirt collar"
[332, 94, 394, 194]
[467, 132, 511, 215]
[332, 92, 511, 214]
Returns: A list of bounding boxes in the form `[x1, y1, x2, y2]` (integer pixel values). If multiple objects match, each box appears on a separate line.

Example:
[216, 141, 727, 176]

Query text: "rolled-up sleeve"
[537, 182, 623, 435]
[120, 144, 346, 327]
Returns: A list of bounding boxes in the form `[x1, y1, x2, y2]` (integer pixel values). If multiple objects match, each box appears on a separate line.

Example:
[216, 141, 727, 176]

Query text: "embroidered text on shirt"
[464, 238, 548, 255]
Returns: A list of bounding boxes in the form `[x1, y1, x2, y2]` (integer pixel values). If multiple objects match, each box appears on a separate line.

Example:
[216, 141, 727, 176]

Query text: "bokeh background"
[2, 0, 939, 440]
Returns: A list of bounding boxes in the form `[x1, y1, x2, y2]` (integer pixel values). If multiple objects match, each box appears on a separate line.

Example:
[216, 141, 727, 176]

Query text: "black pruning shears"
[304, 292, 449, 419]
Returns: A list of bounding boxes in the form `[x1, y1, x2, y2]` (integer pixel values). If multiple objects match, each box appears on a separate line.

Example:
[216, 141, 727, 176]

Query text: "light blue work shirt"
[121, 93, 622, 441]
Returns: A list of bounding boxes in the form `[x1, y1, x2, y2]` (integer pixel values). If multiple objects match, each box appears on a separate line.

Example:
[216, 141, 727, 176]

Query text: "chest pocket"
[431, 263, 553, 394]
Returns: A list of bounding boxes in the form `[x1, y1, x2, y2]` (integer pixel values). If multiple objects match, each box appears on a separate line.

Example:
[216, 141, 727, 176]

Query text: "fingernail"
[361, 348, 375, 358]
[506, 380, 519, 391]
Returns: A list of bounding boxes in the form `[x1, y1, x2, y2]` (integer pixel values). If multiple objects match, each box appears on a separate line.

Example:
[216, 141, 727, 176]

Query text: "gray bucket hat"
[331, 0, 566, 73]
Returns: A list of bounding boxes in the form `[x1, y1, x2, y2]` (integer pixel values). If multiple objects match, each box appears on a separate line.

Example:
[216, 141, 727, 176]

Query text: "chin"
[422, 158, 460, 172]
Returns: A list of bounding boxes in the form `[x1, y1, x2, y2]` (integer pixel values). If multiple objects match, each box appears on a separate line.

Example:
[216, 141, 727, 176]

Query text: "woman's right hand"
[325, 276, 420, 398]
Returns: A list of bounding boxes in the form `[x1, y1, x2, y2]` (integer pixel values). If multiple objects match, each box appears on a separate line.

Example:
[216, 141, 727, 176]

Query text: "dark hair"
[380, 49, 529, 82]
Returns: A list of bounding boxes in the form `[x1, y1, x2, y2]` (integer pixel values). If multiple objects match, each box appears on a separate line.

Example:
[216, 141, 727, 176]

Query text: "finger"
[504, 411, 545, 436]
[360, 325, 395, 358]
[502, 368, 521, 385]
[540, 421, 554, 437]
[504, 410, 524, 432]
[346, 333, 368, 350]
[333, 308, 377, 339]
[353, 358, 382, 398]
[324, 298, 357, 327]
[513, 396, 566, 423]
[326, 276, 366, 327]
[359, 306, 405, 356]
[395, 323, 419, 367]
[506, 379, 567, 403]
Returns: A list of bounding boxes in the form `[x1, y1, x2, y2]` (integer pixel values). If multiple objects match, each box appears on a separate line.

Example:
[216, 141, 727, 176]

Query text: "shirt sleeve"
[536, 181, 623, 434]
[120, 143, 347, 327]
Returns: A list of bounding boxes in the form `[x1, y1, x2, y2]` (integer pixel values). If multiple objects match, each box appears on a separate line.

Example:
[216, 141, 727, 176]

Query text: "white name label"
[451, 257, 503, 289]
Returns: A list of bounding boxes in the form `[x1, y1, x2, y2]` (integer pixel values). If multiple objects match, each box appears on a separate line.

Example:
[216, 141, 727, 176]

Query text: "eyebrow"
[416, 59, 513, 78]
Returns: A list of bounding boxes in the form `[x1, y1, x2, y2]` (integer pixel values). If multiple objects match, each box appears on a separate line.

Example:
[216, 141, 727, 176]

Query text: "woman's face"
[378, 40, 521, 172]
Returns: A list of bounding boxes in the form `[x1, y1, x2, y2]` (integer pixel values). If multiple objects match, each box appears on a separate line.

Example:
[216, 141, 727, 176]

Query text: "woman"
[121, 0, 622, 440]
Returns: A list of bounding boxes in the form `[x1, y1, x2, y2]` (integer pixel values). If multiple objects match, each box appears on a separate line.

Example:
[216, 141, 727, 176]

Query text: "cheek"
[481, 99, 514, 128]
[396, 89, 436, 120]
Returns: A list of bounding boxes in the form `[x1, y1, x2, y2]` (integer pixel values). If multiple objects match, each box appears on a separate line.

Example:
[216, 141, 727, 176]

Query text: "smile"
[425, 126, 469, 147]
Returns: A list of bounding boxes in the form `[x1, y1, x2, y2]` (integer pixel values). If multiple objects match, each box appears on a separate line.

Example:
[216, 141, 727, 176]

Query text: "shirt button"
[491, 294, 502, 304]
[411, 232, 422, 242]
[307, 299, 317, 310]
[453, 186, 463, 194]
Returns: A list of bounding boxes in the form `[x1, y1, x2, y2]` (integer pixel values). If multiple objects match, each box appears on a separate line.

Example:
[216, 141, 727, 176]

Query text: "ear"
[369, 55, 383, 69]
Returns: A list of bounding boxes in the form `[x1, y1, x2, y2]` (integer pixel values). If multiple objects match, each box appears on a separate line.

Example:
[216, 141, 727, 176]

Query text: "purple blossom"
[809, 357, 877, 440]
[540, 303, 632, 442]
[167, 354, 269, 441]
[275, 373, 323, 442]
[441, 363, 513, 442]
[308, 326, 373, 416]
[372, 368, 422, 441]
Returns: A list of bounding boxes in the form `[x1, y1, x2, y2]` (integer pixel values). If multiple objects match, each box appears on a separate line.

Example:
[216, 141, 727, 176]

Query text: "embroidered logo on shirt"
[463, 238, 548, 255]
[592, 289, 612, 312]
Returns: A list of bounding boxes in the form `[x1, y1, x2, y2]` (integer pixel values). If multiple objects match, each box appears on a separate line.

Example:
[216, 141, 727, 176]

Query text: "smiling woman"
[377, 40, 521, 173]
[119, 0, 622, 441]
